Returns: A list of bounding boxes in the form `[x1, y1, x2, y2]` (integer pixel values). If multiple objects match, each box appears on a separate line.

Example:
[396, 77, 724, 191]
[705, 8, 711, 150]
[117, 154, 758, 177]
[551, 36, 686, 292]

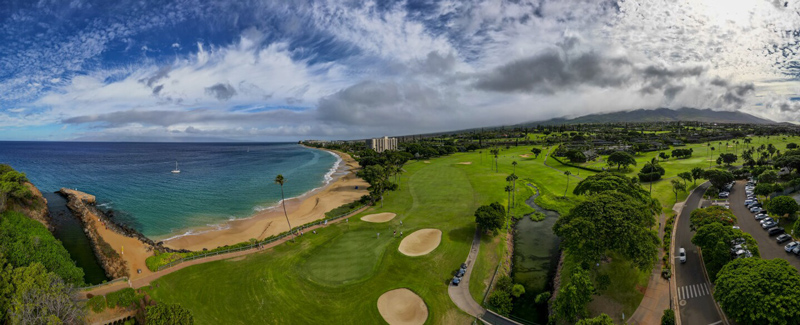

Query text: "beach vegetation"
[0, 211, 84, 285]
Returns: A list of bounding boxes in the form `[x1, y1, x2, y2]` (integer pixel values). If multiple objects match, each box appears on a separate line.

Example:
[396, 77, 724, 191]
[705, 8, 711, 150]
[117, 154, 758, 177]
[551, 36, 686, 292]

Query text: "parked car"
[762, 221, 778, 229]
[745, 199, 757, 206]
[451, 276, 461, 286]
[732, 226, 740, 230]
[719, 192, 730, 198]
[793, 245, 800, 256]
[734, 250, 753, 259]
[760, 217, 774, 225]
[755, 213, 769, 220]
[751, 207, 764, 213]
[769, 227, 786, 236]
[456, 268, 465, 278]
[461, 263, 467, 269]
[786, 241, 800, 252]
[777, 234, 793, 243]
[679, 248, 686, 263]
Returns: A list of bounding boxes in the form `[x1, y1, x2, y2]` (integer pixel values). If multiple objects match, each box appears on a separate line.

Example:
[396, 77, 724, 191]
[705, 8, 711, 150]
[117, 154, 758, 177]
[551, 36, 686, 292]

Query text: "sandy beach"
[162, 149, 368, 251]
[88, 210, 153, 279]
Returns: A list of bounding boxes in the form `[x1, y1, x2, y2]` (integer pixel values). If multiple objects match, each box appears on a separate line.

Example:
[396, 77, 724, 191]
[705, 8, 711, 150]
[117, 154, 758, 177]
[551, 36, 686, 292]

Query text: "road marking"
[707, 321, 723, 325]
[678, 283, 711, 300]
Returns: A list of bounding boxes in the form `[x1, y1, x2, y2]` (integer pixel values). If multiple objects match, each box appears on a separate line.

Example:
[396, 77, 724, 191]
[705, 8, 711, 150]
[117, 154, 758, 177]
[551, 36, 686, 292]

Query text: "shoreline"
[161, 147, 368, 251]
[154, 148, 344, 243]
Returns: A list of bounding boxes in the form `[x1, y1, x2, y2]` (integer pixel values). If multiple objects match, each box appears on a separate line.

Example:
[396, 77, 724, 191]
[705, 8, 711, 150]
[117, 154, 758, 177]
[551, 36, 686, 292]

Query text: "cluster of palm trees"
[504, 161, 519, 230]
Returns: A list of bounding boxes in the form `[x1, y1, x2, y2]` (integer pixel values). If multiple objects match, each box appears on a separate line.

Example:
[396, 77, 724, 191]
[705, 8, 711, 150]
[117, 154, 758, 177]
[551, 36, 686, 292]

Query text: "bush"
[511, 284, 526, 297]
[529, 211, 545, 221]
[105, 288, 138, 308]
[146, 303, 194, 325]
[87, 295, 107, 313]
[595, 274, 611, 291]
[488, 290, 513, 315]
[534, 292, 551, 304]
[661, 309, 676, 325]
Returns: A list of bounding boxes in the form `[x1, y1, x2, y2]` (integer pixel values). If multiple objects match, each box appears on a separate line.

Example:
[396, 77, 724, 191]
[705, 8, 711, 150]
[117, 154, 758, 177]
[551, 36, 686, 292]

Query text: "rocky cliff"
[59, 188, 130, 279]
[3, 182, 50, 228]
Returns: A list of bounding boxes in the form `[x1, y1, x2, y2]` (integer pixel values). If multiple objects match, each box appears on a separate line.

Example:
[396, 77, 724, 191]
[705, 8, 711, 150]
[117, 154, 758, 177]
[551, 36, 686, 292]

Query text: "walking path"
[542, 152, 583, 180]
[82, 206, 369, 298]
[448, 229, 522, 325]
[628, 213, 670, 325]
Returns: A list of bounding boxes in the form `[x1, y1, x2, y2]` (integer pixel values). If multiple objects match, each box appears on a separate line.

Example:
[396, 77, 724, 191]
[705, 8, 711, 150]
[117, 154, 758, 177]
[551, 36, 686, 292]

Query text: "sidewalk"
[628, 213, 670, 324]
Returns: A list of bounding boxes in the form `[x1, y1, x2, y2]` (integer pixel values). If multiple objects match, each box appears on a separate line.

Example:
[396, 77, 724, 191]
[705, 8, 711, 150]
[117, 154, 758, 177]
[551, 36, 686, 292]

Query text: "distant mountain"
[522, 108, 774, 126]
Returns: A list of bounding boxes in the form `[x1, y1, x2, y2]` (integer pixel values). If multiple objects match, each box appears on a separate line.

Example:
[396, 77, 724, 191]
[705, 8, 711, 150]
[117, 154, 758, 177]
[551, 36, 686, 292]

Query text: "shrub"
[534, 292, 551, 304]
[529, 211, 545, 221]
[106, 288, 138, 308]
[146, 303, 194, 325]
[87, 295, 107, 313]
[661, 309, 676, 325]
[595, 274, 611, 292]
[488, 290, 513, 315]
[511, 284, 526, 297]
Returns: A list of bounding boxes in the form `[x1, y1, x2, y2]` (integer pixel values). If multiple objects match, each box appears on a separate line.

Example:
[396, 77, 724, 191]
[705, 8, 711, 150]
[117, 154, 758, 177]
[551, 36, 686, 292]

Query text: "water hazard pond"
[511, 184, 561, 323]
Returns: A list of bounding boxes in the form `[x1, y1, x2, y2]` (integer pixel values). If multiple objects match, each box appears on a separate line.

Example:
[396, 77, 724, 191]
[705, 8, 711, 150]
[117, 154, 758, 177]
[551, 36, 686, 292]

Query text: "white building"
[366, 136, 397, 153]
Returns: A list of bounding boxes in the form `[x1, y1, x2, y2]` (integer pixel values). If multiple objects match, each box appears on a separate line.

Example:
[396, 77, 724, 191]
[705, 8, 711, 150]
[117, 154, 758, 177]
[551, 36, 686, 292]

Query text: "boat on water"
[171, 161, 181, 174]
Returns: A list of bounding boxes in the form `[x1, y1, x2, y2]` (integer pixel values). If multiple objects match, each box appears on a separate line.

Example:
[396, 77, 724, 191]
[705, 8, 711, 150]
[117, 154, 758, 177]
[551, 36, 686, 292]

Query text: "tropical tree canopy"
[606, 151, 636, 170]
[715, 258, 800, 325]
[553, 192, 658, 270]
[689, 206, 737, 231]
[691, 222, 758, 281]
[703, 170, 735, 190]
[766, 196, 799, 218]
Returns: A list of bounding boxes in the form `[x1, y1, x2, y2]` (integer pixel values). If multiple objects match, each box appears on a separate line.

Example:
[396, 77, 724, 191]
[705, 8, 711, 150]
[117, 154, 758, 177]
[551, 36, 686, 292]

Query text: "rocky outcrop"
[4, 182, 50, 229]
[59, 188, 129, 279]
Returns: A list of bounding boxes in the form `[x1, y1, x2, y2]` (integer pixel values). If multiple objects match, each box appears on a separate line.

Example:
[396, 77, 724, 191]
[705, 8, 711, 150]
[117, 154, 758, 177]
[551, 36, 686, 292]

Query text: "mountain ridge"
[520, 107, 774, 126]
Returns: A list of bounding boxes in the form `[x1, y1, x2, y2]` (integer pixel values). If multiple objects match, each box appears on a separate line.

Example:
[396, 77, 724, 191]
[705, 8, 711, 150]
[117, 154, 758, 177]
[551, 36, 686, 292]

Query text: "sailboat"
[171, 161, 181, 174]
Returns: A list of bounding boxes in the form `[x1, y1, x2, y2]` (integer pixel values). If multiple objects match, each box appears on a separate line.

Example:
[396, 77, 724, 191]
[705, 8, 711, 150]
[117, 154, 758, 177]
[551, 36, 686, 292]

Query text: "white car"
[787, 241, 800, 252]
[719, 192, 730, 198]
[679, 248, 687, 263]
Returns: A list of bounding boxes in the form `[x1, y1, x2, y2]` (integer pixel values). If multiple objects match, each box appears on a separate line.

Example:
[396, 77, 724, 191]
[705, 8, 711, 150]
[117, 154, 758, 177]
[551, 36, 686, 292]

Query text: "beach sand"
[86, 208, 153, 279]
[162, 149, 369, 251]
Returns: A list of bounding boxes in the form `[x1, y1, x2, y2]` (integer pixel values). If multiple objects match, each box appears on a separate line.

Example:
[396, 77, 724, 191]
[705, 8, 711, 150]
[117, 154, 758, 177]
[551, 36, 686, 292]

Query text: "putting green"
[301, 229, 393, 286]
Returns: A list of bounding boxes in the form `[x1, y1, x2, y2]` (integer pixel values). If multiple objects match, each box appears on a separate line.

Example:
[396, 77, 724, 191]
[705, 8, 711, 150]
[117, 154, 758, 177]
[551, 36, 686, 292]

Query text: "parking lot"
[729, 180, 800, 270]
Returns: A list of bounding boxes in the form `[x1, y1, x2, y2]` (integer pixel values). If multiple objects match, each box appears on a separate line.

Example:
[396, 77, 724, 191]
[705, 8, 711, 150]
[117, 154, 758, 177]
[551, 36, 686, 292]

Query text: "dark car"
[451, 277, 461, 286]
[769, 227, 786, 236]
[456, 269, 465, 278]
[777, 234, 793, 243]
[461, 263, 467, 269]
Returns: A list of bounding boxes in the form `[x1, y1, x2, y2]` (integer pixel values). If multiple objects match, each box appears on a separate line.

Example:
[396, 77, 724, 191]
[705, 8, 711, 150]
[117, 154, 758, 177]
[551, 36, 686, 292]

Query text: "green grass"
[144, 135, 800, 324]
[301, 229, 394, 286]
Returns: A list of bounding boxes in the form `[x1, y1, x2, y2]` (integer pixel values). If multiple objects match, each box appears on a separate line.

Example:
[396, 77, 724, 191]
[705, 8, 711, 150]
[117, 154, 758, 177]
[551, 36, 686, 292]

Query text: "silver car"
[786, 241, 800, 252]
[679, 248, 686, 263]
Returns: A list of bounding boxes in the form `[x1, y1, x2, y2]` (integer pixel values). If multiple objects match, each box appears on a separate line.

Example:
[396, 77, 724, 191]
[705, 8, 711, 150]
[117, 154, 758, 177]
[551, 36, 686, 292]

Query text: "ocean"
[0, 142, 340, 239]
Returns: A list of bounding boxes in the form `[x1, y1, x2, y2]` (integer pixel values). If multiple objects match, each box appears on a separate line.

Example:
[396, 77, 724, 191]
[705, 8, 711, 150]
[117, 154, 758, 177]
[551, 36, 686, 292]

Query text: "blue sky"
[1, 0, 799, 141]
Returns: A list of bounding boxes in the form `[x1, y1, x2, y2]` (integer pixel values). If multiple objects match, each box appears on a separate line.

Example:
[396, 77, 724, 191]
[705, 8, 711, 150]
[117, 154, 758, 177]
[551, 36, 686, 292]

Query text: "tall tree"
[678, 172, 693, 186]
[552, 268, 595, 322]
[530, 147, 542, 158]
[563, 171, 572, 198]
[274, 174, 295, 240]
[553, 192, 658, 270]
[715, 258, 800, 325]
[607, 151, 637, 170]
[671, 179, 686, 202]
[766, 196, 799, 219]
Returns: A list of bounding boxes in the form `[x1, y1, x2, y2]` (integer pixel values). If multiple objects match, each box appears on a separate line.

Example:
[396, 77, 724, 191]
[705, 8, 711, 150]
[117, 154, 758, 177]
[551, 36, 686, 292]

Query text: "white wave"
[161, 223, 232, 242]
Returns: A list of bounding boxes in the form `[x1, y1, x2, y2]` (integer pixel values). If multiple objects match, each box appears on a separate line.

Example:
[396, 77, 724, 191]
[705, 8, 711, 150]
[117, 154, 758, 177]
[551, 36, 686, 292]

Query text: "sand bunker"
[423, 161, 431, 164]
[398, 229, 442, 256]
[457, 162, 472, 165]
[519, 154, 531, 158]
[361, 213, 397, 223]
[377, 289, 428, 325]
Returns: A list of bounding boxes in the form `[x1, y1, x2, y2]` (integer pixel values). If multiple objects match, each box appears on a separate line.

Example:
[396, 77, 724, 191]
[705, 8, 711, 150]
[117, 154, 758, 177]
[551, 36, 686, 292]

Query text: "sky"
[0, 0, 799, 141]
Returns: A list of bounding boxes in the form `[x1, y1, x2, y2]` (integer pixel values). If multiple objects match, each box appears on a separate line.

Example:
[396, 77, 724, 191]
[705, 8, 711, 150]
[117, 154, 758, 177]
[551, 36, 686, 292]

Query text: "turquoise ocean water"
[0, 142, 339, 239]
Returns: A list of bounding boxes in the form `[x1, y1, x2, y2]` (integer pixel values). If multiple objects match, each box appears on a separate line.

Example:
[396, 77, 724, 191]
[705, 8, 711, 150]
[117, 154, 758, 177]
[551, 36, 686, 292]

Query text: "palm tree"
[505, 185, 513, 229]
[274, 174, 295, 241]
[490, 149, 500, 172]
[563, 171, 571, 198]
[512, 161, 518, 174]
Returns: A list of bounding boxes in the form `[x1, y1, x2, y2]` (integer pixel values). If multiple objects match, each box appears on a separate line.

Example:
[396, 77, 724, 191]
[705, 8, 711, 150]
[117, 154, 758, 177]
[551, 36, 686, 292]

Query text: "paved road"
[730, 180, 800, 269]
[448, 229, 522, 325]
[674, 182, 725, 325]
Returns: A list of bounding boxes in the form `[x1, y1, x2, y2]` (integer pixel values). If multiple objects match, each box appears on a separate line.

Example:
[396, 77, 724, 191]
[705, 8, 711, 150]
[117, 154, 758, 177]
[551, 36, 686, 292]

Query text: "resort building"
[366, 136, 398, 152]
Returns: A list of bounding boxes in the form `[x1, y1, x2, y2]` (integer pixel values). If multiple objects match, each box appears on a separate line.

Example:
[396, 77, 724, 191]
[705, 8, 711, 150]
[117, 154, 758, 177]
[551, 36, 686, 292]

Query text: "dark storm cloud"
[62, 108, 308, 127]
[205, 83, 237, 101]
[419, 51, 456, 75]
[473, 50, 633, 93]
[317, 80, 454, 127]
[152, 84, 164, 95]
[639, 65, 705, 94]
[722, 83, 755, 105]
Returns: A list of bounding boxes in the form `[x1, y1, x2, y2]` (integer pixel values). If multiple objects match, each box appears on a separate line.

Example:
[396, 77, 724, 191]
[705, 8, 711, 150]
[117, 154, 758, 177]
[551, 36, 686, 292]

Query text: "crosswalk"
[678, 283, 711, 300]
